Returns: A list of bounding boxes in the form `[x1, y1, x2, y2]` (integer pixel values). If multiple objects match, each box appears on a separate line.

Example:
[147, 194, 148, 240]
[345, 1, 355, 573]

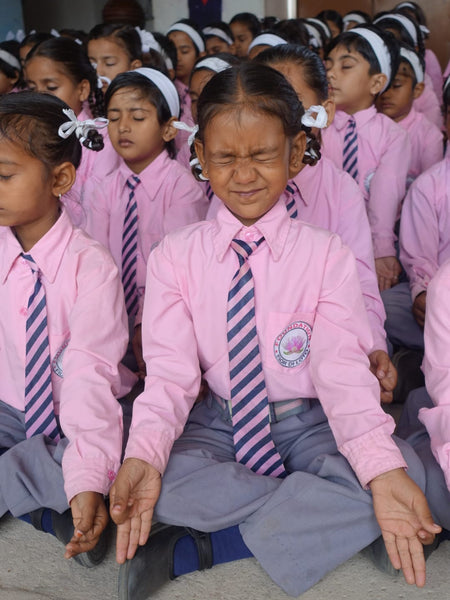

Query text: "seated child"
[202, 22, 235, 55]
[229, 12, 261, 57]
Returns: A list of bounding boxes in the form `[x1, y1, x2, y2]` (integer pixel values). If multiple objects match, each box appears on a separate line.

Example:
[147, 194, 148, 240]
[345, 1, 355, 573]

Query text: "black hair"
[373, 12, 424, 58]
[153, 32, 177, 71]
[327, 25, 400, 89]
[0, 41, 23, 89]
[0, 91, 88, 169]
[88, 23, 143, 62]
[104, 71, 177, 158]
[191, 61, 318, 178]
[317, 10, 343, 35]
[59, 28, 88, 47]
[260, 17, 279, 31]
[274, 19, 310, 46]
[397, 41, 425, 87]
[203, 21, 234, 42]
[229, 13, 262, 38]
[343, 11, 371, 29]
[395, 2, 427, 29]
[443, 75, 450, 111]
[25, 37, 105, 119]
[19, 32, 53, 56]
[299, 18, 328, 54]
[168, 19, 205, 56]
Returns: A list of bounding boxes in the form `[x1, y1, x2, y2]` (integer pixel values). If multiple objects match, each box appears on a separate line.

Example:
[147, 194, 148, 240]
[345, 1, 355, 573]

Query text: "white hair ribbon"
[132, 67, 180, 116]
[97, 74, 111, 88]
[374, 13, 418, 45]
[50, 28, 60, 38]
[135, 27, 161, 54]
[304, 24, 322, 48]
[419, 24, 430, 37]
[6, 29, 25, 43]
[202, 27, 233, 46]
[0, 49, 21, 71]
[400, 47, 424, 83]
[58, 108, 108, 146]
[343, 13, 368, 29]
[190, 157, 209, 181]
[173, 121, 198, 147]
[74, 38, 83, 46]
[301, 105, 328, 129]
[194, 56, 231, 73]
[352, 27, 392, 91]
[248, 33, 287, 53]
[307, 18, 331, 39]
[167, 23, 205, 53]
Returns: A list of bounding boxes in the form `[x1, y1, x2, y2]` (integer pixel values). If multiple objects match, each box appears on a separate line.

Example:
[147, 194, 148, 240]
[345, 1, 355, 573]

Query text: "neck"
[338, 99, 374, 115]
[14, 205, 61, 252]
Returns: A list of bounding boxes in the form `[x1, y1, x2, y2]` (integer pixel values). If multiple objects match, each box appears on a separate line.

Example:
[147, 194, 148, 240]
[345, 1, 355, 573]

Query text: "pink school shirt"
[399, 107, 443, 186]
[322, 106, 410, 259]
[413, 74, 444, 131]
[174, 78, 195, 155]
[0, 209, 135, 502]
[125, 199, 406, 488]
[399, 157, 450, 300]
[419, 259, 450, 490]
[425, 48, 444, 100]
[84, 149, 208, 324]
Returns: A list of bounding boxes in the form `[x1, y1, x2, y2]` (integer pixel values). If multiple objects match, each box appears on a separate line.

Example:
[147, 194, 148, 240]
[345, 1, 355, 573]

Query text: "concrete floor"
[1, 513, 450, 600]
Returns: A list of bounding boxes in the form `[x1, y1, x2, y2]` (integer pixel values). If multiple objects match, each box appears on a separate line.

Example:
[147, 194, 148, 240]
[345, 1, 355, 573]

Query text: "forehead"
[108, 86, 154, 108]
[88, 36, 128, 57]
[168, 30, 195, 48]
[190, 69, 215, 91]
[0, 134, 41, 166]
[397, 60, 414, 77]
[26, 55, 69, 78]
[230, 22, 252, 36]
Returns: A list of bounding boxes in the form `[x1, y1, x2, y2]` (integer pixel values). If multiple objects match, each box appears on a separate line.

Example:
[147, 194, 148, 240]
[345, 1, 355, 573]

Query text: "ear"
[130, 58, 143, 70]
[77, 78, 91, 103]
[51, 162, 77, 197]
[369, 73, 388, 96]
[322, 98, 336, 127]
[288, 131, 307, 179]
[194, 138, 207, 174]
[162, 116, 178, 142]
[413, 81, 425, 100]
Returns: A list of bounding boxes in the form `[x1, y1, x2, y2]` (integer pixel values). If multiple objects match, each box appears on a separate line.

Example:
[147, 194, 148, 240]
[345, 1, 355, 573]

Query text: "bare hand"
[65, 491, 109, 559]
[375, 257, 402, 291]
[109, 458, 162, 563]
[370, 468, 441, 587]
[412, 291, 426, 329]
[132, 325, 146, 379]
[369, 350, 397, 404]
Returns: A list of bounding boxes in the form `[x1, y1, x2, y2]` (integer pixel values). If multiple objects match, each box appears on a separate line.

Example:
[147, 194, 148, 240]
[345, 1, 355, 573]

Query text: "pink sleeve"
[161, 174, 208, 235]
[419, 261, 450, 490]
[414, 83, 444, 131]
[310, 236, 405, 487]
[425, 49, 444, 100]
[61, 241, 128, 501]
[369, 125, 410, 259]
[421, 124, 444, 173]
[83, 177, 111, 249]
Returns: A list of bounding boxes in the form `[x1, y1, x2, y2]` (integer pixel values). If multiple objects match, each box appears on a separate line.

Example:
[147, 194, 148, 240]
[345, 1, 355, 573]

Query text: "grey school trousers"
[0, 400, 69, 518]
[153, 393, 426, 597]
[382, 282, 424, 351]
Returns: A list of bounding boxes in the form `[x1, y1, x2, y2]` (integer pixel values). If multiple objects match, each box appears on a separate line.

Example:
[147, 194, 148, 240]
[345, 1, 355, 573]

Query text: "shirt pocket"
[261, 311, 315, 375]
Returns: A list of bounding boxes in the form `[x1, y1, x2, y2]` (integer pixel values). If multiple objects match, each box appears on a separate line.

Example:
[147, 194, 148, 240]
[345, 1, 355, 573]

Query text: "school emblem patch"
[52, 337, 70, 378]
[273, 321, 311, 368]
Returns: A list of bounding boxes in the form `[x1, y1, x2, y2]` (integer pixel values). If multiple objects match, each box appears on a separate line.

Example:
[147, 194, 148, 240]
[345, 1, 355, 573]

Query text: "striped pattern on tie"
[206, 182, 214, 203]
[122, 175, 141, 317]
[23, 254, 60, 441]
[285, 183, 299, 219]
[342, 116, 358, 181]
[228, 238, 286, 478]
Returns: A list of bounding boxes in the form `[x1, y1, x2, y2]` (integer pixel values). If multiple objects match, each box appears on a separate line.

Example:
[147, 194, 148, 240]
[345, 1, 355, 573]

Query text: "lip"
[232, 189, 263, 198]
[118, 138, 133, 147]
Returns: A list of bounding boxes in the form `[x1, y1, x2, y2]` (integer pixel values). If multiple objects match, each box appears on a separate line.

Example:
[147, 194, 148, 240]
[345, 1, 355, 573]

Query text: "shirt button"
[20, 307, 27, 316]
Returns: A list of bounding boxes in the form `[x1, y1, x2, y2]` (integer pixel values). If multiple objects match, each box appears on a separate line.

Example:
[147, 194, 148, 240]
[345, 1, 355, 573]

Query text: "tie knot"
[230, 237, 264, 261]
[126, 175, 141, 191]
[22, 253, 39, 274]
[347, 116, 356, 129]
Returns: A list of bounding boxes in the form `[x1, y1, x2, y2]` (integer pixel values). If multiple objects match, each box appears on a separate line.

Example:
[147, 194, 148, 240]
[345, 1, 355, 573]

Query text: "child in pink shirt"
[84, 68, 207, 376]
[109, 62, 439, 600]
[322, 25, 411, 292]
[24, 36, 121, 227]
[0, 41, 23, 95]
[0, 92, 134, 567]
[377, 44, 443, 188]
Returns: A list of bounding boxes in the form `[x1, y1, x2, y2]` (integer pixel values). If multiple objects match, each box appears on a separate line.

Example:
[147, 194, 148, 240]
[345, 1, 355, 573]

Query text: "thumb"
[73, 502, 97, 537]
[415, 498, 442, 535]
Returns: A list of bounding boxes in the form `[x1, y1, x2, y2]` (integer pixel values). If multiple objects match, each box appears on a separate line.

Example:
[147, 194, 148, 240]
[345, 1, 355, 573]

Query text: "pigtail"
[302, 130, 321, 167]
[88, 83, 106, 118]
[82, 128, 105, 152]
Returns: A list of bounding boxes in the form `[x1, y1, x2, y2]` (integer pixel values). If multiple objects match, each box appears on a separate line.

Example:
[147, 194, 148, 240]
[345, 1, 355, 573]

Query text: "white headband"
[194, 56, 232, 74]
[202, 27, 233, 46]
[304, 24, 322, 48]
[343, 13, 368, 27]
[0, 49, 20, 71]
[352, 28, 392, 91]
[248, 33, 287, 53]
[396, 2, 416, 9]
[167, 23, 205, 53]
[374, 13, 418, 45]
[307, 18, 331, 39]
[132, 67, 180, 117]
[400, 47, 424, 83]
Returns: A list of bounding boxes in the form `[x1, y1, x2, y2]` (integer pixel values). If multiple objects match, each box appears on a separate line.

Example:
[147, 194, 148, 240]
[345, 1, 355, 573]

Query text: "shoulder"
[152, 219, 213, 258]
[66, 227, 120, 273]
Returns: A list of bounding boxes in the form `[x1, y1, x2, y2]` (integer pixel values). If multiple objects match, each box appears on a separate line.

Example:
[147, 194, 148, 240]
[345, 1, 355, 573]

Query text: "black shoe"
[392, 347, 425, 404]
[118, 523, 213, 600]
[30, 508, 110, 568]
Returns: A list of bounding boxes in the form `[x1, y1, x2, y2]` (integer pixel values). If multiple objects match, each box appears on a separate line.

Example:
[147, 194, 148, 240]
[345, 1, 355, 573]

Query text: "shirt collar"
[118, 150, 171, 199]
[1, 208, 73, 284]
[333, 105, 376, 130]
[289, 173, 309, 206]
[212, 197, 291, 262]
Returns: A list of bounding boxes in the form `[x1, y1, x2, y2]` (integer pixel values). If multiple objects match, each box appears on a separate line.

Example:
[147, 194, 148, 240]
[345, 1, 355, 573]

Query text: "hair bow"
[58, 108, 108, 146]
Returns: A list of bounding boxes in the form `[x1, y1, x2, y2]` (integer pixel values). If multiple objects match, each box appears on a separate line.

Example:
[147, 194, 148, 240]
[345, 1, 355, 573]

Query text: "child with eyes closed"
[229, 12, 261, 58]
[107, 62, 439, 600]
[84, 68, 207, 378]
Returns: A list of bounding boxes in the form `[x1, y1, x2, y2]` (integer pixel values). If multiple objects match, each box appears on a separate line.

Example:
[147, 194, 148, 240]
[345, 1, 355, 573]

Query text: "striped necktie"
[122, 175, 141, 317]
[343, 116, 358, 181]
[227, 238, 286, 478]
[22, 254, 60, 441]
[285, 182, 299, 219]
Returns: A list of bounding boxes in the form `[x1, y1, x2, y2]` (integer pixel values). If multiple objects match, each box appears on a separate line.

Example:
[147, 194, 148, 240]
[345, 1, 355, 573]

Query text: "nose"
[118, 115, 131, 133]
[233, 158, 257, 184]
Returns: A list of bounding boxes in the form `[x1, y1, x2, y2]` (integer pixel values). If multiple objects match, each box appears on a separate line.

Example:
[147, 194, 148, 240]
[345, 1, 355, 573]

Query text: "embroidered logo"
[273, 321, 311, 368]
[52, 337, 70, 378]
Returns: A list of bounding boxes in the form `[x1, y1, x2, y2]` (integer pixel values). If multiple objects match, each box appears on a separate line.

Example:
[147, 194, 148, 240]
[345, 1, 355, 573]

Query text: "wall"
[0, 0, 24, 41]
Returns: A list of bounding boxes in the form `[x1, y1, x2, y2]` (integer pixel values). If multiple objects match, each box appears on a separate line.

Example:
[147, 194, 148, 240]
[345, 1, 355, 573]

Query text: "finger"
[408, 537, 427, 587]
[110, 482, 133, 525]
[138, 509, 153, 547]
[65, 536, 100, 559]
[72, 502, 97, 538]
[116, 520, 132, 564]
[380, 389, 393, 404]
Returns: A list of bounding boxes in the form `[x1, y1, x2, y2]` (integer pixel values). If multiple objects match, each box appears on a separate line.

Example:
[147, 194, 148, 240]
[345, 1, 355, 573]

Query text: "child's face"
[88, 37, 140, 93]
[0, 71, 17, 95]
[325, 44, 386, 114]
[25, 56, 89, 115]
[107, 86, 175, 173]
[189, 69, 215, 123]
[230, 22, 253, 57]
[377, 62, 420, 122]
[205, 36, 232, 56]
[168, 31, 198, 85]
[195, 107, 305, 226]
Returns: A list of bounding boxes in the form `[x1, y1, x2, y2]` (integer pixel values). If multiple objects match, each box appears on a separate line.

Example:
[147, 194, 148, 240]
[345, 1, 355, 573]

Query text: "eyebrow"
[107, 107, 152, 113]
[0, 159, 18, 165]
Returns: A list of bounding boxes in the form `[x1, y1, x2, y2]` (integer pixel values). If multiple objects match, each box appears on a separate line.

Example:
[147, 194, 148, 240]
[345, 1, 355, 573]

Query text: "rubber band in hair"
[400, 47, 424, 83]
[304, 136, 320, 161]
[374, 13, 418, 45]
[307, 18, 331, 40]
[130, 67, 180, 116]
[202, 27, 233, 46]
[343, 13, 368, 29]
[248, 33, 288, 53]
[58, 108, 108, 148]
[304, 24, 322, 48]
[135, 27, 161, 54]
[194, 56, 231, 74]
[301, 105, 328, 129]
[166, 22, 205, 53]
[0, 49, 20, 71]
[351, 27, 392, 91]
